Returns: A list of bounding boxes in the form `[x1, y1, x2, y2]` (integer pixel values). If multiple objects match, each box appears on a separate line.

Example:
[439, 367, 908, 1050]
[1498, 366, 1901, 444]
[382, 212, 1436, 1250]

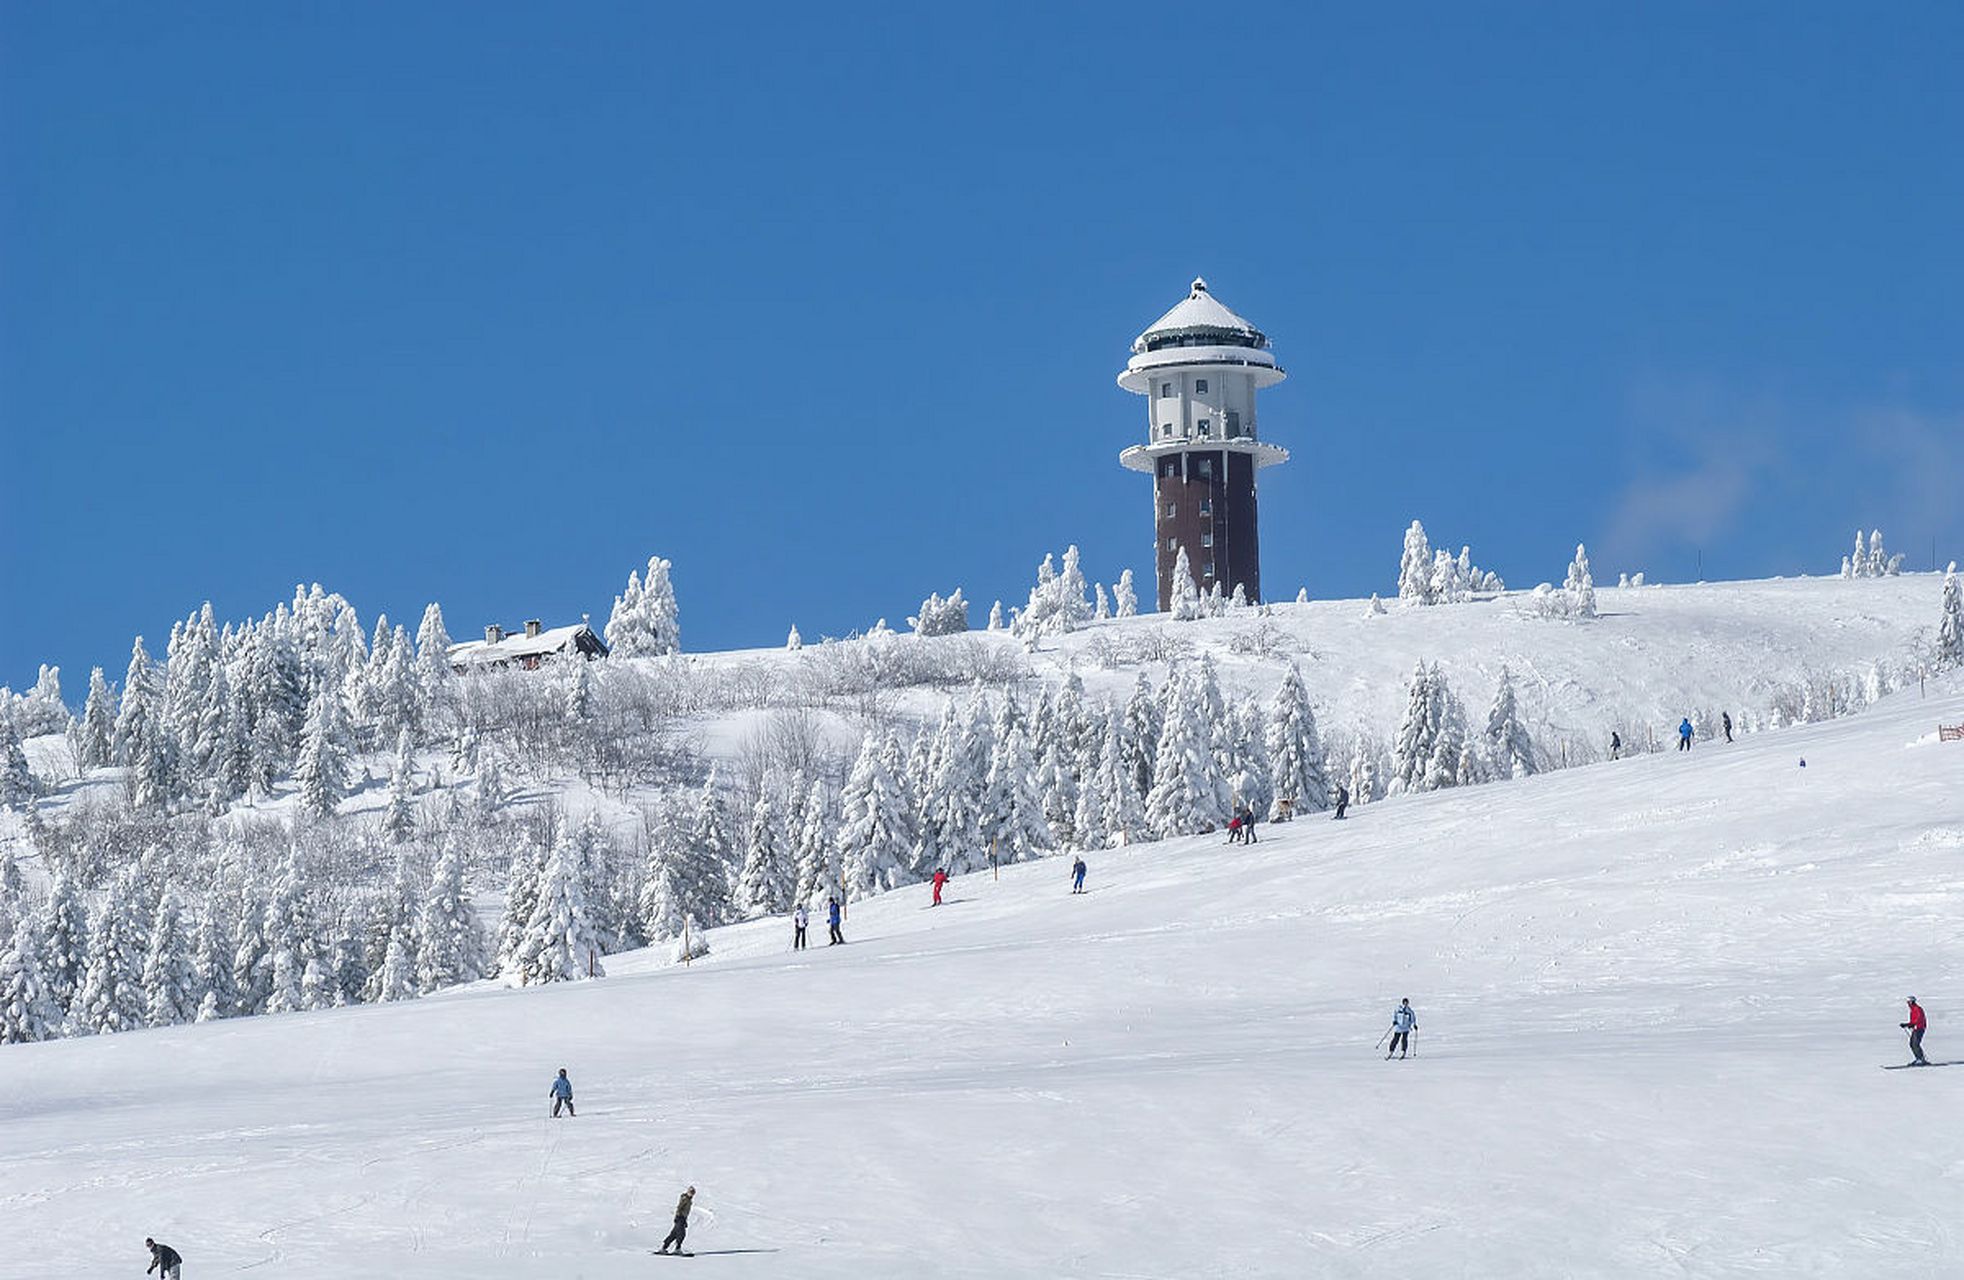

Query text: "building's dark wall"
[1151, 450, 1262, 609]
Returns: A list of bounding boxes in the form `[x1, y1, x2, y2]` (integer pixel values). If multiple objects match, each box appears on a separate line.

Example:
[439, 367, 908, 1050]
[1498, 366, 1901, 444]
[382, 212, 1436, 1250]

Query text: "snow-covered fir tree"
[0, 907, 64, 1044]
[192, 906, 237, 1021]
[836, 732, 915, 897]
[909, 589, 970, 637]
[73, 880, 147, 1035]
[382, 729, 418, 843]
[495, 842, 547, 977]
[1391, 661, 1471, 793]
[416, 843, 487, 993]
[1169, 546, 1203, 622]
[141, 890, 199, 1027]
[1145, 665, 1232, 834]
[1228, 698, 1273, 819]
[1097, 714, 1149, 845]
[736, 791, 794, 917]
[788, 780, 837, 908]
[374, 930, 420, 1001]
[786, 624, 802, 650]
[412, 601, 457, 742]
[1843, 529, 1905, 578]
[984, 724, 1052, 863]
[512, 826, 605, 983]
[78, 666, 117, 769]
[1484, 666, 1539, 779]
[1115, 569, 1139, 618]
[0, 714, 30, 810]
[1938, 561, 1963, 669]
[1564, 544, 1598, 618]
[605, 554, 682, 656]
[1012, 546, 1095, 639]
[39, 871, 89, 1016]
[1095, 583, 1111, 620]
[1266, 663, 1329, 814]
[294, 675, 353, 819]
[1398, 521, 1434, 604]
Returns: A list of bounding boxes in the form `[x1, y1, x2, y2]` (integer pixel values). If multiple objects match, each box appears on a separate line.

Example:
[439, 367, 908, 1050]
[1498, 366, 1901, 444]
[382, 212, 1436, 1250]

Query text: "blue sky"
[5, 4, 1961, 692]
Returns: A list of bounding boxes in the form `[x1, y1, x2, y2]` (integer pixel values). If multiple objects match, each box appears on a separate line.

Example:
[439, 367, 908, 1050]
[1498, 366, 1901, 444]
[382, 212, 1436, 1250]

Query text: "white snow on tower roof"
[1137, 277, 1263, 341]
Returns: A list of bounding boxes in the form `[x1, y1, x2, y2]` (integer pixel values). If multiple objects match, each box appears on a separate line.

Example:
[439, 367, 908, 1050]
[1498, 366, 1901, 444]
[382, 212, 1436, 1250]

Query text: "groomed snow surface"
[6, 678, 1961, 1277]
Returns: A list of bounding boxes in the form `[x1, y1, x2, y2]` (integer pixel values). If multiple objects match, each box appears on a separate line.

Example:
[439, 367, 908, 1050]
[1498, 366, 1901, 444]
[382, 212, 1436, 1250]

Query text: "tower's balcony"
[1119, 438, 1290, 473]
[1118, 344, 1286, 393]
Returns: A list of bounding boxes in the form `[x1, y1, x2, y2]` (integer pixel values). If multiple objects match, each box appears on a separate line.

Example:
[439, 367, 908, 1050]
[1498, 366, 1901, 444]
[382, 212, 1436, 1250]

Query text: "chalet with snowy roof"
[448, 619, 607, 672]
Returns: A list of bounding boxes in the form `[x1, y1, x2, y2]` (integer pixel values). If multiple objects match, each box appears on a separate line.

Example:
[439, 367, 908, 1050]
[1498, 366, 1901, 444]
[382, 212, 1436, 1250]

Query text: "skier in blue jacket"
[1386, 999, 1418, 1059]
[827, 896, 845, 945]
[1677, 718, 1694, 751]
[550, 1068, 575, 1117]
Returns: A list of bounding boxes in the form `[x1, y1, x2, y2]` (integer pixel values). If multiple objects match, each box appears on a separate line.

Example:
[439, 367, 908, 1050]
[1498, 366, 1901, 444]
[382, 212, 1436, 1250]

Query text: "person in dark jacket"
[1903, 997, 1930, 1065]
[145, 1239, 182, 1279]
[550, 1068, 575, 1117]
[1332, 784, 1350, 820]
[1721, 711, 1733, 743]
[1070, 856, 1087, 894]
[1240, 805, 1259, 845]
[827, 897, 844, 945]
[658, 1185, 696, 1254]
[1609, 732, 1622, 760]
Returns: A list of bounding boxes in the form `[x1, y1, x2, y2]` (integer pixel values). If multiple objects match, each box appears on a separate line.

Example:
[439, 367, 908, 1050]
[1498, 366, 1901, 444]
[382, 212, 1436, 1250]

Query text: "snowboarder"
[658, 1185, 696, 1254]
[145, 1239, 182, 1279]
[1609, 731, 1621, 760]
[827, 896, 844, 945]
[549, 1068, 575, 1117]
[1386, 999, 1417, 1059]
[792, 903, 809, 951]
[1070, 856, 1087, 894]
[1902, 997, 1929, 1065]
[1721, 711, 1733, 743]
[1677, 718, 1694, 751]
[1332, 784, 1350, 820]
[931, 867, 949, 906]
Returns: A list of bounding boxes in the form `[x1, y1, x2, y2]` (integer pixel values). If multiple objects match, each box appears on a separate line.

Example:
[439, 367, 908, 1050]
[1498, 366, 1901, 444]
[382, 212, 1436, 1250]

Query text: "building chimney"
[525, 619, 543, 638]
[485, 624, 504, 644]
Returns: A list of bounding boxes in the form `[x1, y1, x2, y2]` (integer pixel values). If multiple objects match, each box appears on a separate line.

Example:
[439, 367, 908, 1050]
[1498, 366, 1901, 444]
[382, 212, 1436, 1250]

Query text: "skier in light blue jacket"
[1386, 999, 1418, 1059]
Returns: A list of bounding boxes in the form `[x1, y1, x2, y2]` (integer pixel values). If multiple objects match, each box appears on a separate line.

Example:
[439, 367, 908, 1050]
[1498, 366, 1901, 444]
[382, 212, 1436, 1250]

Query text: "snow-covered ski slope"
[7, 678, 1961, 1277]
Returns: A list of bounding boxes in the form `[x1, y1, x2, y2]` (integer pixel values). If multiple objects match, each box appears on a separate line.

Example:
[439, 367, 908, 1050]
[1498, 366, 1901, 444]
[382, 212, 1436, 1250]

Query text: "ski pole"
[1411, 1029, 1418, 1058]
[1375, 1026, 1392, 1051]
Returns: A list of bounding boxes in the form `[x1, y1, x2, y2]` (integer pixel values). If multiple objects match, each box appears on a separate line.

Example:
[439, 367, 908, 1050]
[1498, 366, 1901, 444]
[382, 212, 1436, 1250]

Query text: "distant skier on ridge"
[1678, 718, 1694, 751]
[1386, 999, 1418, 1060]
[1902, 997, 1930, 1066]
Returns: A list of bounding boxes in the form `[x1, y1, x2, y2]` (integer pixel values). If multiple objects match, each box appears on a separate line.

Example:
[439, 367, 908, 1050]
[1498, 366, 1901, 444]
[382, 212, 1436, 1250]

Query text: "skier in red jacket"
[1902, 997, 1929, 1065]
[931, 868, 949, 906]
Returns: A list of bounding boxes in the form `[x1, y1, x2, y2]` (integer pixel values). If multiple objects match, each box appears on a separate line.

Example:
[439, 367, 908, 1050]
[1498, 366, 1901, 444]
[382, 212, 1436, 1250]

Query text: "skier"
[145, 1239, 182, 1279]
[931, 867, 949, 906]
[1332, 784, 1350, 820]
[1902, 997, 1929, 1065]
[1721, 711, 1733, 743]
[1677, 718, 1694, 751]
[1386, 998, 1417, 1059]
[792, 903, 809, 951]
[1609, 731, 1621, 760]
[1240, 805, 1259, 845]
[826, 896, 844, 945]
[1070, 855, 1087, 894]
[549, 1068, 575, 1117]
[658, 1185, 696, 1254]
[1226, 813, 1243, 845]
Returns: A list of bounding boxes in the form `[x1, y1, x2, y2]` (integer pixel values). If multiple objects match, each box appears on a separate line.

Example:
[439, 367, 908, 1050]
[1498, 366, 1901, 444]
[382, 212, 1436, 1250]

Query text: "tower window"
[1164, 502, 1176, 519]
[1197, 459, 1214, 479]
[1226, 410, 1241, 438]
[1199, 497, 1213, 516]
[1195, 379, 1208, 394]
[1161, 424, 1174, 438]
[1166, 538, 1177, 551]
[1159, 382, 1174, 398]
[1197, 419, 1211, 438]
[1203, 561, 1216, 578]
[1202, 532, 1214, 548]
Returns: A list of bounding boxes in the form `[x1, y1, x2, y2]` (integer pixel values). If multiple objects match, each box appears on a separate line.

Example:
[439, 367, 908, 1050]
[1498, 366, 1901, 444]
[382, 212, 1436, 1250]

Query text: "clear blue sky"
[5, 4, 1961, 692]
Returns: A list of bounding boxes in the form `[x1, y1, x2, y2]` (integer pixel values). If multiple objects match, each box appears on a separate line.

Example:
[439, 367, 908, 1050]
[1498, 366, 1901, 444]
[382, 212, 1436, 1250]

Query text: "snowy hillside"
[5, 672, 1961, 1276]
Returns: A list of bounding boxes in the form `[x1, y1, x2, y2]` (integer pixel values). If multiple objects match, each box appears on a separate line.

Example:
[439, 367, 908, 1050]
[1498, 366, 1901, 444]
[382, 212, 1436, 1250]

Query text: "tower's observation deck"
[1117, 278, 1288, 609]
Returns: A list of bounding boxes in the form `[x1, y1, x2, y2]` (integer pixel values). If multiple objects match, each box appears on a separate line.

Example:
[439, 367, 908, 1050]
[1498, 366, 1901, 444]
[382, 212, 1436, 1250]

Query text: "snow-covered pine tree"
[416, 842, 486, 993]
[513, 826, 605, 983]
[294, 675, 353, 819]
[141, 889, 199, 1027]
[1169, 546, 1203, 621]
[78, 667, 117, 768]
[411, 602, 457, 742]
[1266, 663, 1329, 814]
[1392, 661, 1441, 793]
[1564, 544, 1598, 618]
[909, 589, 970, 637]
[1429, 549, 1468, 605]
[1398, 521, 1434, 605]
[1115, 569, 1139, 618]
[1145, 665, 1232, 835]
[1097, 714, 1149, 845]
[736, 791, 794, 917]
[1123, 672, 1161, 799]
[1938, 561, 1963, 669]
[790, 779, 837, 908]
[606, 555, 682, 656]
[1072, 748, 1110, 851]
[1484, 666, 1539, 779]
[685, 767, 736, 925]
[192, 906, 237, 1021]
[494, 841, 548, 977]
[0, 715, 29, 810]
[1095, 583, 1111, 621]
[73, 880, 147, 1035]
[0, 907, 64, 1043]
[836, 732, 915, 898]
[786, 624, 802, 651]
[563, 654, 593, 724]
[374, 930, 420, 1001]
[1036, 737, 1079, 849]
[300, 955, 335, 1010]
[984, 724, 1053, 864]
[39, 871, 88, 1016]
[1229, 698, 1273, 819]
[206, 670, 253, 810]
[382, 729, 417, 843]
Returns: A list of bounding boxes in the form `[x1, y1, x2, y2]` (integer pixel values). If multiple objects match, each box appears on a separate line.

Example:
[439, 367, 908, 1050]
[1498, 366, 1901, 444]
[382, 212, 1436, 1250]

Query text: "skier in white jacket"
[1387, 999, 1418, 1059]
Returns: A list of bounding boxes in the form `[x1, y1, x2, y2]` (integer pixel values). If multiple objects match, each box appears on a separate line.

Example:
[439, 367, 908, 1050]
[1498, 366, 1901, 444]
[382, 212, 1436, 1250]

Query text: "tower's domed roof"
[1134, 277, 1266, 350]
